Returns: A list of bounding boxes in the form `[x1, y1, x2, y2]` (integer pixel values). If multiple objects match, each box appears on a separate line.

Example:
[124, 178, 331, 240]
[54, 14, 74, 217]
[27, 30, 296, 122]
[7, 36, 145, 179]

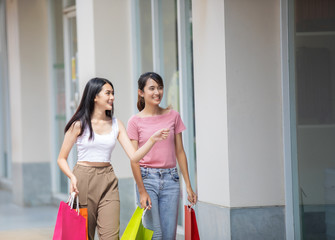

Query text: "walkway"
[0, 189, 58, 239]
[0, 189, 184, 239]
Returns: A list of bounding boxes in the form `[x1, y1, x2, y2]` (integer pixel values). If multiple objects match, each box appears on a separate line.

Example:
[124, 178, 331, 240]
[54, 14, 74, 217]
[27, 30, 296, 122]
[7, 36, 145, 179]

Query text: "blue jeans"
[136, 167, 180, 240]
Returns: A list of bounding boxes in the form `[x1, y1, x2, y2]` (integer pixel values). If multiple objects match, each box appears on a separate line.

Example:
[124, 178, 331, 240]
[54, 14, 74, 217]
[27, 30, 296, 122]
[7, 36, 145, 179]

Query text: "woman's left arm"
[117, 120, 169, 162]
[175, 132, 197, 205]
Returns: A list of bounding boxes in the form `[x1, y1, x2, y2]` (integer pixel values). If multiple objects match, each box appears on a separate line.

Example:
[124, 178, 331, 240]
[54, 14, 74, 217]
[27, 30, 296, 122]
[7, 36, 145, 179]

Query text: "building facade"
[0, 0, 334, 239]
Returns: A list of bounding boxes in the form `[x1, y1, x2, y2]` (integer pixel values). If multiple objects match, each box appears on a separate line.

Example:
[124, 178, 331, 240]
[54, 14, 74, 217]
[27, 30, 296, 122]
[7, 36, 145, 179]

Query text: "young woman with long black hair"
[57, 77, 169, 240]
[127, 72, 197, 240]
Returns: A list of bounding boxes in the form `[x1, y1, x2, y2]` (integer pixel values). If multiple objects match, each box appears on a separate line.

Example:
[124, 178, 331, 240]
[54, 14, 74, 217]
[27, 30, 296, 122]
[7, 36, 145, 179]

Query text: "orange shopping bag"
[79, 207, 88, 240]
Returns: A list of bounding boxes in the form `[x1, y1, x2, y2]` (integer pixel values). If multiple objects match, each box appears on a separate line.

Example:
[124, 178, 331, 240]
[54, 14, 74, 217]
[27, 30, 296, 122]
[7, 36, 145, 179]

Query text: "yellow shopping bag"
[121, 207, 153, 240]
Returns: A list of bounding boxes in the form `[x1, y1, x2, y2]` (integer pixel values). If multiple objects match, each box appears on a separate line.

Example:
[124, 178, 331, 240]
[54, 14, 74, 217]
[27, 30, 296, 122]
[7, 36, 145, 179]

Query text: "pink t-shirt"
[127, 109, 186, 168]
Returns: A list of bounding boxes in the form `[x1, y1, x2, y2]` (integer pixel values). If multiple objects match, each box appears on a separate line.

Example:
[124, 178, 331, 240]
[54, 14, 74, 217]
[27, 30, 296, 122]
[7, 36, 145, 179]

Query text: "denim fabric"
[136, 167, 180, 240]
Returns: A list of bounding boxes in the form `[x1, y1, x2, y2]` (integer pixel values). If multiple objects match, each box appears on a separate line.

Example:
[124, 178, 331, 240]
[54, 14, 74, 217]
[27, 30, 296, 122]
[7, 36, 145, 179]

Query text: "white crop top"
[76, 117, 119, 162]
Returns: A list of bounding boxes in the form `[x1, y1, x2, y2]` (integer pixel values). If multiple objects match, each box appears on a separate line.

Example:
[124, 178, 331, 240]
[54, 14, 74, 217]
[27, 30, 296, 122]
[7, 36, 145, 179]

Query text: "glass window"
[63, 0, 76, 8]
[50, 0, 78, 194]
[67, 17, 79, 116]
[49, 0, 66, 193]
[61, 8, 78, 193]
[135, 0, 179, 109]
[0, 0, 11, 179]
[161, 0, 179, 111]
[291, 0, 335, 238]
[137, 0, 153, 74]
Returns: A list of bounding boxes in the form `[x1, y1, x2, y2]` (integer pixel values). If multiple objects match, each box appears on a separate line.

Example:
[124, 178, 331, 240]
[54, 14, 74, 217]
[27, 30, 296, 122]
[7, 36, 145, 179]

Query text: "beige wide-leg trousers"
[73, 164, 120, 240]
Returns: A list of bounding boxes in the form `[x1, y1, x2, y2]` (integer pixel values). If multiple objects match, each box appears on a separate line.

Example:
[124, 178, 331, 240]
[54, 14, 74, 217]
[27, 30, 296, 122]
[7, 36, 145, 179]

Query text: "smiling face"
[94, 83, 114, 111]
[139, 78, 164, 107]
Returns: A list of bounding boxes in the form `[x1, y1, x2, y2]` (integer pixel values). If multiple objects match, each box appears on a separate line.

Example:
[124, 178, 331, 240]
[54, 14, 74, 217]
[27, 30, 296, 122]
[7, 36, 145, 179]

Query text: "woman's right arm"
[130, 139, 152, 209]
[57, 122, 81, 194]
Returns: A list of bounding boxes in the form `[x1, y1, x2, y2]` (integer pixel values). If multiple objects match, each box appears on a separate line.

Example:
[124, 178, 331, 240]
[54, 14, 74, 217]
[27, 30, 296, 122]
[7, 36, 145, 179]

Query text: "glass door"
[290, 0, 335, 239]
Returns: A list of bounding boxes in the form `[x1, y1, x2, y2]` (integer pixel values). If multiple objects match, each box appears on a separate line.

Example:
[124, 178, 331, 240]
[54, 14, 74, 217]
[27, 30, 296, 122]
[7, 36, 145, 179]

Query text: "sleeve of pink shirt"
[127, 116, 139, 140]
[174, 110, 186, 134]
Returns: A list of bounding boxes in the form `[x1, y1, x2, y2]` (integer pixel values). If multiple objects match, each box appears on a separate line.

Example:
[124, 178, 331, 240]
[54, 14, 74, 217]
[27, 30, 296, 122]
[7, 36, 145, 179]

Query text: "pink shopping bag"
[53, 193, 86, 240]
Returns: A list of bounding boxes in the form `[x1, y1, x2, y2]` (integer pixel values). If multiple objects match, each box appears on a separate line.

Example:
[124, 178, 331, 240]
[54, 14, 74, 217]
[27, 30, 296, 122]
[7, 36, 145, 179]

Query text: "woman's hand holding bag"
[121, 206, 154, 240]
[184, 205, 200, 240]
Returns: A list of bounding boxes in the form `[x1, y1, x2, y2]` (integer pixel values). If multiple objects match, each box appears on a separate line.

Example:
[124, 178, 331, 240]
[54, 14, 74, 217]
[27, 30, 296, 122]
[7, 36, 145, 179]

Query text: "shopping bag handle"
[141, 206, 150, 222]
[143, 207, 149, 216]
[186, 204, 194, 212]
[67, 192, 80, 216]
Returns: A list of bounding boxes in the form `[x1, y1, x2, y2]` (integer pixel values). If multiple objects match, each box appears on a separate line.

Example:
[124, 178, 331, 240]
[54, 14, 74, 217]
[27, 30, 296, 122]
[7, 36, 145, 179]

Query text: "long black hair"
[64, 77, 114, 140]
[137, 72, 164, 111]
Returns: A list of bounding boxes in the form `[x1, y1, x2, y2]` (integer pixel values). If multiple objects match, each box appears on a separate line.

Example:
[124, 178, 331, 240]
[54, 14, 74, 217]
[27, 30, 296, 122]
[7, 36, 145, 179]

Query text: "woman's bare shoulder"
[68, 121, 82, 135]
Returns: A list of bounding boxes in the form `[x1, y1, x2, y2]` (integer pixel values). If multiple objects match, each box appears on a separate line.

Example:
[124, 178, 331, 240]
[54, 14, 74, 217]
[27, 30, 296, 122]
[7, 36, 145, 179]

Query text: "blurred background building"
[0, 0, 335, 239]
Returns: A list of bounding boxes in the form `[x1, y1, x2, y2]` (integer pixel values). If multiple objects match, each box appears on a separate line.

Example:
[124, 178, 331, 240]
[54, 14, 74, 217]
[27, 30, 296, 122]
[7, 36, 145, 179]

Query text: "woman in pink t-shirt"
[127, 72, 197, 240]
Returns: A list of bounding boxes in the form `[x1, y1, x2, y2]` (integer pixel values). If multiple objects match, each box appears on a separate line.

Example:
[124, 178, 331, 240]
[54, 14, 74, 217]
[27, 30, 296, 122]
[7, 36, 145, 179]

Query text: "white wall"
[94, 0, 134, 178]
[192, 0, 284, 208]
[225, 0, 284, 207]
[20, 0, 51, 164]
[76, 0, 95, 86]
[6, 0, 22, 165]
[192, 0, 231, 207]
[6, 0, 51, 205]
[76, 0, 134, 178]
[7, 0, 51, 164]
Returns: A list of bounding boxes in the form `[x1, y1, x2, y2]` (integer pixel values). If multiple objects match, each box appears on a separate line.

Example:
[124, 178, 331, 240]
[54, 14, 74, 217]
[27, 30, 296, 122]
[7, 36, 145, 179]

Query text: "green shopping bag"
[121, 207, 154, 240]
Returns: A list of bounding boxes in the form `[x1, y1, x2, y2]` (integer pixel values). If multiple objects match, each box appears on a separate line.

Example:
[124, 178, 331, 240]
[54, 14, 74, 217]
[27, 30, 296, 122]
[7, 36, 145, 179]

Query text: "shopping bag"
[121, 206, 154, 240]
[185, 205, 200, 240]
[53, 193, 86, 240]
[79, 207, 88, 240]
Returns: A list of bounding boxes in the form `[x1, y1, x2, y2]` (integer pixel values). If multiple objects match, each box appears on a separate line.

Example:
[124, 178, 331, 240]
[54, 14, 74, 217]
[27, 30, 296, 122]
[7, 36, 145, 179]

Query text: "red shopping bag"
[53, 194, 86, 240]
[184, 205, 200, 240]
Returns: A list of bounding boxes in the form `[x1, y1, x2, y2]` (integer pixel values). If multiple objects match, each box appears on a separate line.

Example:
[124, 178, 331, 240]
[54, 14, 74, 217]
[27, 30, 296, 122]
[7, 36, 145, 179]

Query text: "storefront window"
[63, 0, 76, 8]
[50, 0, 78, 194]
[62, 5, 78, 193]
[136, 0, 153, 75]
[290, 0, 335, 238]
[0, 0, 11, 179]
[49, 0, 66, 193]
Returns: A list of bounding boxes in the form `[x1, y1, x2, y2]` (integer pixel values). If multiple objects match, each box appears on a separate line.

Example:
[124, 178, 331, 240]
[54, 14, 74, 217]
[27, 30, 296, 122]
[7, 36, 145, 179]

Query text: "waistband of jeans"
[140, 166, 177, 174]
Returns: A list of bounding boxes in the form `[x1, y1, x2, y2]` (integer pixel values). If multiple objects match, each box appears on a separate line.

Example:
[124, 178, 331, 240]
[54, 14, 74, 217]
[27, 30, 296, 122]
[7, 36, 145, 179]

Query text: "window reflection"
[294, 0, 335, 239]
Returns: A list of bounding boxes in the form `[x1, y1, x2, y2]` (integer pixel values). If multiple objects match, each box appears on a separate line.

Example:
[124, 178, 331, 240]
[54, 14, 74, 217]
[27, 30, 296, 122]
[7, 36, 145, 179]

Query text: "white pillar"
[76, 0, 96, 90]
[192, 0, 284, 238]
[192, 0, 230, 207]
[6, 0, 51, 206]
[225, 0, 284, 208]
